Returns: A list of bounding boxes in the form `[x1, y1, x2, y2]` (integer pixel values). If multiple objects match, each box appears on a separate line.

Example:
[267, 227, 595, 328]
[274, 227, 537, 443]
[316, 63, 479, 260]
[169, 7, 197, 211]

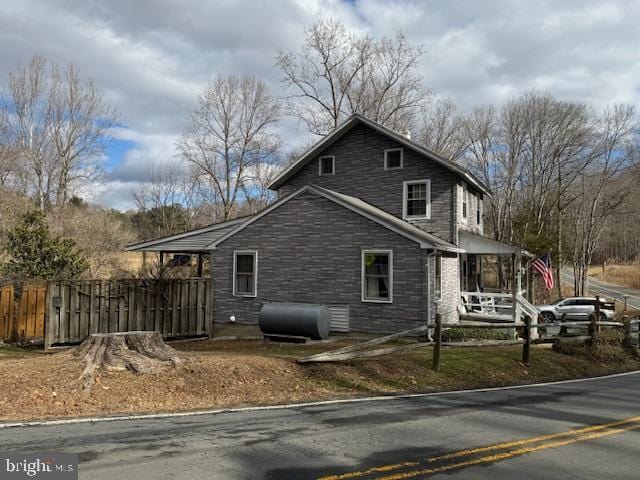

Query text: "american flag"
[532, 253, 554, 290]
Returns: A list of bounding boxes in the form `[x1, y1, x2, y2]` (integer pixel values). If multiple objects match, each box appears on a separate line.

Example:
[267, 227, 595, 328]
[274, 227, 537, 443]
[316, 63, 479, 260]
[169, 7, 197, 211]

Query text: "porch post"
[197, 254, 204, 277]
[425, 252, 431, 340]
[525, 259, 531, 301]
[511, 253, 518, 323]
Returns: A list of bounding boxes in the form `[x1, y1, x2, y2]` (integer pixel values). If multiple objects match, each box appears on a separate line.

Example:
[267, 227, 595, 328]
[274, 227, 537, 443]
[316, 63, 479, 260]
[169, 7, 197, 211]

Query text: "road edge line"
[2, 369, 639, 429]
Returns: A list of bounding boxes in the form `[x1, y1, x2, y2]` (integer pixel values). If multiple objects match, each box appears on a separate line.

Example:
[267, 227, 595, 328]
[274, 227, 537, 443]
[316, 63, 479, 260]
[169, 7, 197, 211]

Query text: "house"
[127, 114, 531, 335]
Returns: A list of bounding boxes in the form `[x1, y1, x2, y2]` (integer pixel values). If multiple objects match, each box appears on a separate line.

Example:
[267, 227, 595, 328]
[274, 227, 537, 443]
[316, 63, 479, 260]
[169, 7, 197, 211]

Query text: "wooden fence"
[299, 312, 640, 366]
[45, 278, 212, 349]
[0, 284, 47, 341]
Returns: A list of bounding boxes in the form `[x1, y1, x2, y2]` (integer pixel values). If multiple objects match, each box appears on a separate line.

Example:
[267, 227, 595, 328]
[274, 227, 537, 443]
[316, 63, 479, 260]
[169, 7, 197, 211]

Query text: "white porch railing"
[460, 291, 541, 339]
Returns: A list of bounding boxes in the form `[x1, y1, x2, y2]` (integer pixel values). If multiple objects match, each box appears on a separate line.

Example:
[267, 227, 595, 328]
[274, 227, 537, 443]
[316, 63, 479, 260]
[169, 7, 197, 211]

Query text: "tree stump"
[75, 331, 182, 393]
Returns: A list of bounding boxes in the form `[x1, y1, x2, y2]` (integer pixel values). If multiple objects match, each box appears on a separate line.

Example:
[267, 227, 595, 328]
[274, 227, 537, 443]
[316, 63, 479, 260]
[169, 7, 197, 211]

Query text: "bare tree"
[459, 92, 598, 293]
[418, 99, 468, 161]
[49, 63, 118, 206]
[0, 109, 18, 187]
[2, 56, 55, 209]
[48, 205, 136, 278]
[132, 163, 204, 237]
[239, 159, 281, 216]
[276, 19, 431, 136]
[177, 75, 281, 221]
[0, 55, 117, 209]
[516, 92, 594, 295]
[568, 104, 639, 294]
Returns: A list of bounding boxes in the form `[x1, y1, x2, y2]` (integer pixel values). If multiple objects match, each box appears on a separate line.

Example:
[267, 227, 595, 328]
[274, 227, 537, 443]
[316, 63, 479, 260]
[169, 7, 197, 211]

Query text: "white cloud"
[1, 0, 638, 209]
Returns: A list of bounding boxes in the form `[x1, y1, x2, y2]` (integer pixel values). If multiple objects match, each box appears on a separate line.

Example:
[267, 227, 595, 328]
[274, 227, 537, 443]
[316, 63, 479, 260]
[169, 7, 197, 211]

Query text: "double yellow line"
[318, 416, 640, 480]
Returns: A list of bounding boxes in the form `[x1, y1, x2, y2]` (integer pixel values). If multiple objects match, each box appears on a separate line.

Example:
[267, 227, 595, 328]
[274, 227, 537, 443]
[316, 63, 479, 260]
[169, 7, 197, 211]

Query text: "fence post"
[522, 315, 531, 365]
[432, 313, 442, 371]
[44, 281, 53, 351]
[589, 313, 598, 344]
[559, 313, 568, 336]
[623, 315, 631, 349]
[594, 295, 601, 334]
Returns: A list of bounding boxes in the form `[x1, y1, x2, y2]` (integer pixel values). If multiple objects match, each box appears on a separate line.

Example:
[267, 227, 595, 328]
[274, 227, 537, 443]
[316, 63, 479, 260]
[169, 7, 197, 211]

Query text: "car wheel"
[542, 312, 555, 323]
[599, 312, 607, 322]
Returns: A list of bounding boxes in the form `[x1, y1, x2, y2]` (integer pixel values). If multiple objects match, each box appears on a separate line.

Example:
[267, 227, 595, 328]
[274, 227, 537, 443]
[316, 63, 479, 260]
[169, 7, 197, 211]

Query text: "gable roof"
[207, 184, 463, 252]
[125, 216, 250, 253]
[268, 113, 491, 195]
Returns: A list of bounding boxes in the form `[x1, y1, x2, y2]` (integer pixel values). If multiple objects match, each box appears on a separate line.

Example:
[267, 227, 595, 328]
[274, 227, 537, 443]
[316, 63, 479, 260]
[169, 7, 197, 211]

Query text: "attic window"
[319, 156, 335, 176]
[384, 148, 403, 170]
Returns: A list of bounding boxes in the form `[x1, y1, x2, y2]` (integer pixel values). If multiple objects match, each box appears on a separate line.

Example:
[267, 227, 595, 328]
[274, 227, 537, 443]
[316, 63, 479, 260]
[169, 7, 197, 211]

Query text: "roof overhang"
[125, 217, 249, 253]
[207, 184, 464, 253]
[458, 230, 527, 256]
[268, 113, 491, 196]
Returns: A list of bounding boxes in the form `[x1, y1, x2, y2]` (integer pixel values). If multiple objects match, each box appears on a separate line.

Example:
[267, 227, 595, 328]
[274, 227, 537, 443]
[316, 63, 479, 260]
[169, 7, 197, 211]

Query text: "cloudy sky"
[1, 0, 638, 210]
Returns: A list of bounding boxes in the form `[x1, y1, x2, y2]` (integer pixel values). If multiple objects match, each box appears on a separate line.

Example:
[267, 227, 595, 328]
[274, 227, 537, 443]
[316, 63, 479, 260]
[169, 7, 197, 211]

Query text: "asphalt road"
[561, 268, 640, 311]
[2, 372, 640, 479]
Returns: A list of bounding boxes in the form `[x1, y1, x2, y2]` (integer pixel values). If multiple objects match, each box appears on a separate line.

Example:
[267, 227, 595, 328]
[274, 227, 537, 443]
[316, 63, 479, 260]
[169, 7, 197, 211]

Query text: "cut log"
[75, 331, 182, 393]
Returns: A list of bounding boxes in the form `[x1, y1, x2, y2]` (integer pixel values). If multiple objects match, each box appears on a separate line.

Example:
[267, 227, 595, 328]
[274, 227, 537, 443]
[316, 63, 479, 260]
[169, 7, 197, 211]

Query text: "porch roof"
[125, 217, 250, 253]
[458, 230, 529, 256]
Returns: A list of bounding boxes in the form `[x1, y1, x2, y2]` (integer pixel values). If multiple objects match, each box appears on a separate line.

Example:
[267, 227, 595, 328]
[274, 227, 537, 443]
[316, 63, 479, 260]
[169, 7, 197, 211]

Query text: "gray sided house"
[128, 114, 528, 335]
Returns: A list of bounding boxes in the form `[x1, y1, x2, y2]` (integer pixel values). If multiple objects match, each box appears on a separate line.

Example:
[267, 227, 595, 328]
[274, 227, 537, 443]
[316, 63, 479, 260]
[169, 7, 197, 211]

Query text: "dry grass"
[1, 339, 639, 423]
[589, 264, 640, 290]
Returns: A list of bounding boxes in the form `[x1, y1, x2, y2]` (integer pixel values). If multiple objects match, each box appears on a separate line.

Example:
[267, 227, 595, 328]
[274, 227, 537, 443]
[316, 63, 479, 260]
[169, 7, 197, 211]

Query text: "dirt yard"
[1, 339, 639, 423]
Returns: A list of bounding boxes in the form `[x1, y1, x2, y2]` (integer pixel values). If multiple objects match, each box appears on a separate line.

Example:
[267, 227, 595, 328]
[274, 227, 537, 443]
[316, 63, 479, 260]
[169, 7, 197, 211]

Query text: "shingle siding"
[212, 192, 432, 335]
[277, 123, 459, 243]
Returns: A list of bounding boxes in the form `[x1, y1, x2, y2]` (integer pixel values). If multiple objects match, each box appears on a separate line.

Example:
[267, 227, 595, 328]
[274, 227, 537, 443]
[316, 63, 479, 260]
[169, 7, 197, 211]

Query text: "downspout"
[425, 248, 439, 341]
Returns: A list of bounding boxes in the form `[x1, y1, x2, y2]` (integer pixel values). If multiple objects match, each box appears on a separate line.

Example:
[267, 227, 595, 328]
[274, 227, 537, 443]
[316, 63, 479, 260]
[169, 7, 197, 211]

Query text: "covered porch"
[125, 217, 249, 276]
[457, 230, 537, 323]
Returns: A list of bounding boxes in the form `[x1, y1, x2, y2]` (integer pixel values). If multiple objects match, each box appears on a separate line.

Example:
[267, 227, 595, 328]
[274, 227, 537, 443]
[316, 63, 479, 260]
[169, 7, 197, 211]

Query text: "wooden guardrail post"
[522, 315, 531, 365]
[622, 315, 631, 349]
[594, 295, 601, 334]
[559, 313, 567, 335]
[589, 313, 598, 344]
[432, 313, 442, 371]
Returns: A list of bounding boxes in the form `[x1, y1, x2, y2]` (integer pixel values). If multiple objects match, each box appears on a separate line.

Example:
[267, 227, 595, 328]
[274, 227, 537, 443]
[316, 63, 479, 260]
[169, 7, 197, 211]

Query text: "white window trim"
[384, 148, 403, 170]
[318, 155, 335, 176]
[361, 249, 393, 304]
[402, 179, 431, 220]
[233, 250, 258, 297]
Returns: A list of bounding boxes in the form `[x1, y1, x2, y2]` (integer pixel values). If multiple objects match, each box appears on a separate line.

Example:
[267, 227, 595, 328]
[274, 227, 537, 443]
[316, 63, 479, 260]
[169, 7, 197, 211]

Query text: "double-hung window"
[233, 251, 257, 297]
[319, 156, 335, 176]
[403, 180, 430, 220]
[362, 250, 393, 303]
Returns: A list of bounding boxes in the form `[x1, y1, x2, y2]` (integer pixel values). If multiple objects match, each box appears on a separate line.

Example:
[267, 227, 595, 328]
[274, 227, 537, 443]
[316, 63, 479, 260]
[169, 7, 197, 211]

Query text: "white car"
[537, 297, 615, 323]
